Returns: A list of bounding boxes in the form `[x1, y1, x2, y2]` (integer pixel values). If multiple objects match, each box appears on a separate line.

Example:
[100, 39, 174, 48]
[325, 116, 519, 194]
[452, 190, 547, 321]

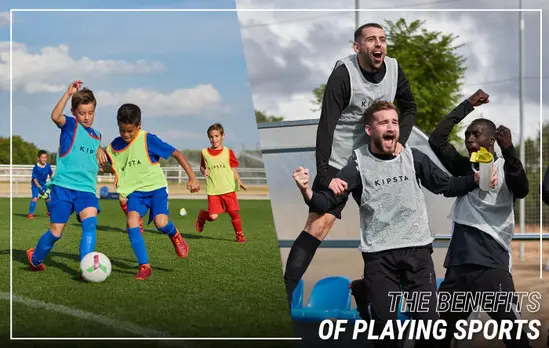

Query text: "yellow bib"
[106, 130, 168, 197]
[202, 147, 236, 195]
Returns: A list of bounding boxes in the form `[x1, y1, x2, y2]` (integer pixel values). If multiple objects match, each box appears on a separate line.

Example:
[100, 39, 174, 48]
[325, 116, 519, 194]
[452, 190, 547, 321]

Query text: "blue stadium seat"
[291, 279, 304, 309]
[291, 276, 352, 322]
[99, 186, 109, 198]
[436, 277, 444, 290]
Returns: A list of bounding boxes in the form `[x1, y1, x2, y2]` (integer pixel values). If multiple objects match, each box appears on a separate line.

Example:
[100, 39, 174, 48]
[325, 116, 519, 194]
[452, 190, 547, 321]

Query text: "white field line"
[0, 292, 180, 342]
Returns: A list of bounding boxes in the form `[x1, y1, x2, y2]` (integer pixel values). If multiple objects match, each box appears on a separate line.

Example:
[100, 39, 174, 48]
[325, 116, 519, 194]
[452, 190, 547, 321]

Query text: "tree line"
[2, 137, 264, 169]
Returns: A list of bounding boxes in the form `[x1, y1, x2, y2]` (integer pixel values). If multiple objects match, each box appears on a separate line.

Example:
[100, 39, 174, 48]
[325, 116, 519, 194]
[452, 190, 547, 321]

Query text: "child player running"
[27, 150, 53, 219]
[27, 81, 102, 274]
[195, 123, 247, 243]
[102, 103, 200, 280]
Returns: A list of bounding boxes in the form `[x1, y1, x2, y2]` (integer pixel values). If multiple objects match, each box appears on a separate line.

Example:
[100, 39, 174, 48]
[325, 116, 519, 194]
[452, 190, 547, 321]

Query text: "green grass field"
[0, 197, 295, 348]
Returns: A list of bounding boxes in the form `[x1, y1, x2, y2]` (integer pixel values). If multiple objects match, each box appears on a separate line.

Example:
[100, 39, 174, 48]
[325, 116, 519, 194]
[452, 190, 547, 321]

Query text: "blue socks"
[157, 220, 177, 237]
[32, 229, 61, 265]
[80, 216, 97, 261]
[128, 226, 149, 265]
[29, 201, 37, 214]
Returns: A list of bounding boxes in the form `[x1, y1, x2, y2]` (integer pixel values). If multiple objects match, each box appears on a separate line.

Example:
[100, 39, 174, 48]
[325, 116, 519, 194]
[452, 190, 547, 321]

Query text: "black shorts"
[438, 264, 531, 348]
[308, 165, 360, 219]
[362, 245, 439, 347]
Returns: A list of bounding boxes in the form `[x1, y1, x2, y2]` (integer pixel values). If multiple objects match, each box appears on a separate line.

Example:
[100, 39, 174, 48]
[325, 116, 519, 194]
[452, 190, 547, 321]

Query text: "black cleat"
[350, 278, 370, 320]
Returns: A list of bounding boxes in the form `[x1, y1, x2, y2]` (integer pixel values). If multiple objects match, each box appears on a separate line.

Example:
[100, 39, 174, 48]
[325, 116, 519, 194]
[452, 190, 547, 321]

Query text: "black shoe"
[350, 278, 370, 320]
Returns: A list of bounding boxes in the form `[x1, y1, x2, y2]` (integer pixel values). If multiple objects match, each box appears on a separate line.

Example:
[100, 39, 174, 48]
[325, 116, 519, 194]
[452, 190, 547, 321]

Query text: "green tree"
[311, 85, 326, 112]
[255, 110, 284, 124]
[1, 136, 44, 164]
[311, 18, 467, 143]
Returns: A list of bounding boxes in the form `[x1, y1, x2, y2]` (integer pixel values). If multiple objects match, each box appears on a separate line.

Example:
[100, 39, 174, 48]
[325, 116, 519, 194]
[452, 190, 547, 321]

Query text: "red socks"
[198, 210, 213, 222]
[228, 210, 242, 233]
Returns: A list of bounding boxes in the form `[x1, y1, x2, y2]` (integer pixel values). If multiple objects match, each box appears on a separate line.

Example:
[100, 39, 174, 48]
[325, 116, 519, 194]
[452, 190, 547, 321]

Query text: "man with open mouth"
[283, 22, 417, 309]
[292, 100, 482, 348]
[428, 89, 531, 348]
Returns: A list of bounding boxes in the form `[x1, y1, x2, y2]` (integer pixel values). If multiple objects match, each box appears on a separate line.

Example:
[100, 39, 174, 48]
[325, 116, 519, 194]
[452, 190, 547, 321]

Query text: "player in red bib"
[195, 123, 247, 243]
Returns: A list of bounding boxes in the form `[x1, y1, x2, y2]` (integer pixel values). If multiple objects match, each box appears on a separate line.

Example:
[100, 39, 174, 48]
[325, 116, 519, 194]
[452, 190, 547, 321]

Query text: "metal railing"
[1, 164, 268, 186]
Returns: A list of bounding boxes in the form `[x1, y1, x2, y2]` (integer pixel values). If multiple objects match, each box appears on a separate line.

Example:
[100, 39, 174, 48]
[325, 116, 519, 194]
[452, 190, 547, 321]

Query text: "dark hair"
[37, 150, 47, 157]
[469, 118, 496, 136]
[354, 23, 384, 42]
[117, 103, 141, 126]
[71, 87, 96, 110]
[207, 123, 224, 135]
[363, 101, 397, 125]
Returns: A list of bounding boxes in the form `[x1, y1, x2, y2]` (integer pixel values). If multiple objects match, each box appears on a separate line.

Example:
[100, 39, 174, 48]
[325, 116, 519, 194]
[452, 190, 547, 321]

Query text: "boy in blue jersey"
[27, 80, 102, 275]
[27, 150, 53, 219]
[101, 103, 200, 280]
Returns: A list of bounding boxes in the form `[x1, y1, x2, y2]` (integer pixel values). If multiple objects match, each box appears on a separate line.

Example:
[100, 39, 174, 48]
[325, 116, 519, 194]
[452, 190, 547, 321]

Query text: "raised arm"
[495, 126, 529, 199]
[412, 148, 479, 197]
[394, 64, 416, 146]
[51, 80, 82, 128]
[428, 89, 489, 176]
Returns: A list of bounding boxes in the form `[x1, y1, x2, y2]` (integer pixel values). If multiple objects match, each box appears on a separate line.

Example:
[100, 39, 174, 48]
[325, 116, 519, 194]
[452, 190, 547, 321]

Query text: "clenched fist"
[293, 167, 310, 190]
[495, 125, 513, 149]
[468, 89, 490, 107]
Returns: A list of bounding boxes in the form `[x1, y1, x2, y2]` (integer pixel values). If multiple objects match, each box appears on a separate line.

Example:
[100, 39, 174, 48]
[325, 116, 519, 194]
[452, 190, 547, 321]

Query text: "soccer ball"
[179, 208, 187, 216]
[80, 252, 112, 283]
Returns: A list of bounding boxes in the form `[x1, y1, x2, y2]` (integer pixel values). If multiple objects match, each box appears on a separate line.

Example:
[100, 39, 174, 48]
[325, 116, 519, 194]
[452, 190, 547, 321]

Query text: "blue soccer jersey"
[31, 163, 52, 187]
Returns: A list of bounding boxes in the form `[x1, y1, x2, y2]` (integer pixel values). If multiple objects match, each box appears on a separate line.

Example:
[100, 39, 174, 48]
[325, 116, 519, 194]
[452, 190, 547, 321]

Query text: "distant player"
[27, 81, 102, 274]
[102, 103, 200, 280]
[195, 123, 247, 243]
[27, 150, 53, 219]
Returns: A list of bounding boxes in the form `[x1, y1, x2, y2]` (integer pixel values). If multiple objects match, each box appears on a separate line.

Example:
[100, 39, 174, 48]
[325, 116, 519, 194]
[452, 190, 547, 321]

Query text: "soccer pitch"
[0, 198, 295, 347]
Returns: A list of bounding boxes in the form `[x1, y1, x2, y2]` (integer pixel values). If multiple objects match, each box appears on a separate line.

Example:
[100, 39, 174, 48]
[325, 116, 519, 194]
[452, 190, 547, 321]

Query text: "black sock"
[284, 231, 322, 305]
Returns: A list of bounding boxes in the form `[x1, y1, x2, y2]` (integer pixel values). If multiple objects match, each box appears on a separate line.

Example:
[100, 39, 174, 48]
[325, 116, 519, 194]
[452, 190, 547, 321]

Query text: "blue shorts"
[49, 185, 100, 224]
[127, 187, 169, 224]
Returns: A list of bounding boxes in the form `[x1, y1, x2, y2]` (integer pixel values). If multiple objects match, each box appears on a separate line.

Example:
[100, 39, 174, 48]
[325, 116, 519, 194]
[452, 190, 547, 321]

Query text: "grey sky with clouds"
[236, 0, 546, 143]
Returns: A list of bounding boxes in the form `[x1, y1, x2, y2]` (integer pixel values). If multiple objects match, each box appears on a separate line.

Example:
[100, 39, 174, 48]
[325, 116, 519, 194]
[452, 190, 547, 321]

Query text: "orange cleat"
[195, 216, 205, 233]
[169, 230, 189, 258]
[135, 264, 152, 280]
[26, 248, 45, 271]
[236, 232, 246, 244]
[27, 214, 34, 220]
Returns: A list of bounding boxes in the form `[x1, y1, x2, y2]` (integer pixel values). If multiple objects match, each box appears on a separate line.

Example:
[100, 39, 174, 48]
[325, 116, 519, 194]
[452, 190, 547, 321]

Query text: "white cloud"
[0, 12, 9, 27]
[94, 84, 223, 117]
[0, 42, 165, 93]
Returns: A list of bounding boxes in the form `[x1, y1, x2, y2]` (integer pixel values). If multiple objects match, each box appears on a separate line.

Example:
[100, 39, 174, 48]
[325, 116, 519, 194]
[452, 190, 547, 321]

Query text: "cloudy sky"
[0, 0, 546, 155]
[0, 0, 260, 155]
[236, 0, 546, 145]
